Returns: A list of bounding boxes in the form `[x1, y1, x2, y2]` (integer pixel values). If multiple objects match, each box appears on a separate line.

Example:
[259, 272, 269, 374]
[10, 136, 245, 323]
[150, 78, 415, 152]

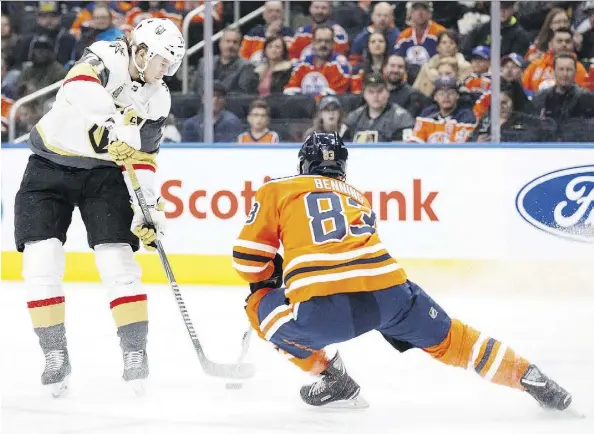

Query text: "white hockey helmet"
[131, 18, 185, 79]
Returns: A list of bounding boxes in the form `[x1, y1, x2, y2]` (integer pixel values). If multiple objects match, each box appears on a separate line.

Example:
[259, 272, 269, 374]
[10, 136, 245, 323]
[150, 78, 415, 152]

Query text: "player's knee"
[22, 238, 65, 289]
[94, 243, 141, 289]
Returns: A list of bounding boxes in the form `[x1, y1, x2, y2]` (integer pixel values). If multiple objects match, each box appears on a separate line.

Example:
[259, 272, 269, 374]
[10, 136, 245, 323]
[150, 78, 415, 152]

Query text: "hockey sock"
[110, 295, 148, 350]
[423, 319, 530, 390]
[28, 297, 67, 351]
[281, 348, 330, 375]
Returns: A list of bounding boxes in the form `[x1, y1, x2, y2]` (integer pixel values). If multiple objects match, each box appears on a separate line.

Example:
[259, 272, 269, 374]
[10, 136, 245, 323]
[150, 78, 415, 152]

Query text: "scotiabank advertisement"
[1, 146, 593, 262]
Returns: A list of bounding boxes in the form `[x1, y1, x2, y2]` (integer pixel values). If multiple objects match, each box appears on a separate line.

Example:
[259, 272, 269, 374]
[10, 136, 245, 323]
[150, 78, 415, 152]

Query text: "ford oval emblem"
[516, 165, 594, 243]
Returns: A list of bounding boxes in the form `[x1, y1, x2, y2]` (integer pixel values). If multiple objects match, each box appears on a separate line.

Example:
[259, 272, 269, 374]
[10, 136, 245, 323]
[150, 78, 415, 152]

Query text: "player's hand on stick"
[107, 141, 138, 166]
[132, 198, 166, 251]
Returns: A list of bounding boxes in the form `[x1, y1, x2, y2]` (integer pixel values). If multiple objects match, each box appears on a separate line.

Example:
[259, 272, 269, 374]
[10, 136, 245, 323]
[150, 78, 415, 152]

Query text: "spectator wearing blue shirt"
[349, 2, 399, 66]
[182, 81, 243, 143]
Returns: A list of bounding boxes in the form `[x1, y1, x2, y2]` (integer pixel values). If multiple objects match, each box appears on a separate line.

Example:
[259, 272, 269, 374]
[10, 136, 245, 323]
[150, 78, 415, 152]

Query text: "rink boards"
[1, 144, 593, 285]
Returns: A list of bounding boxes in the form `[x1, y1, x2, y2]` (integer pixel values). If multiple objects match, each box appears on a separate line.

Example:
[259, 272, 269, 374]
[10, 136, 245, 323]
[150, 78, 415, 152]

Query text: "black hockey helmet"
[298, 132, 348, 179]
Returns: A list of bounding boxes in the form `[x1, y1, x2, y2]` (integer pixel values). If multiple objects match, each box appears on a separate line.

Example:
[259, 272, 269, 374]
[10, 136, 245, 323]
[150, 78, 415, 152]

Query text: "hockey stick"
[123, 162, 255, 380]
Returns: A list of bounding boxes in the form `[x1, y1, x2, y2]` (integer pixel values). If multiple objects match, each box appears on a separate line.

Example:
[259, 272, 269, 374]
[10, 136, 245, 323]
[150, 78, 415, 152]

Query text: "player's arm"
[61, 49, 121, 127]
[233, 185, 281, 285]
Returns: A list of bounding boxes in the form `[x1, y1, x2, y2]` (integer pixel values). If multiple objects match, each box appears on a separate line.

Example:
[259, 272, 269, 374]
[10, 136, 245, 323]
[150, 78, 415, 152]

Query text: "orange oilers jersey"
[522, 51, 589, 92]
[284, 53, 351, 96]
[233, 175, 407, 304]
[70, 8, 125, 38]
[473, 92, 491, 120]
[174, 1, 223, 22]
[463, 73, 491, 94]
[122, 8, 182, 32]
[239, 25, 295, 64]
[1, 95, 14, 133]
[289, 22, 349, 60]
[410, 108, 476, 143]
[237, 130, 280, 144]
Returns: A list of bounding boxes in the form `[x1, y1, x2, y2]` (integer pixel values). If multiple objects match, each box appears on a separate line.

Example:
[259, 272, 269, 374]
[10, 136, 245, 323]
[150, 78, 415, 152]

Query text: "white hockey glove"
[132, 198, 166, 251]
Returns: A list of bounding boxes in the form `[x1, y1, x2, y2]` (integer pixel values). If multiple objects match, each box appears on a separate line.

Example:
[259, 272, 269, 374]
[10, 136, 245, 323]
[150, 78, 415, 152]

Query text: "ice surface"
[1, 282, 593, 434]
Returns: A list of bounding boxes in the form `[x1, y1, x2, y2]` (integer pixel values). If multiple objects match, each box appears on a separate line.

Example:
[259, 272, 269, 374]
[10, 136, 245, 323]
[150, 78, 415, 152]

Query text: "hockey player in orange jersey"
[233, 132, 573, 411]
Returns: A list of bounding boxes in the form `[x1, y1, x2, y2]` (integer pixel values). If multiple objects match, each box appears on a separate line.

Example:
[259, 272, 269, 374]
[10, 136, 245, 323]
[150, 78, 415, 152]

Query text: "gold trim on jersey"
[36, 125, 82, 157]
[64, 62, 100, 82]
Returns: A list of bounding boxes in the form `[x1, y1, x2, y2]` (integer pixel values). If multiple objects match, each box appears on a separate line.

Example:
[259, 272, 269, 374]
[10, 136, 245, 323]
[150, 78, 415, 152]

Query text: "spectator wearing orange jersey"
[522, 28, 588, 94]
[284, 26, 351, 97]
[174, 0, 223, 23]
[122, 1, 182, 33]
[463, 46, 492, 95]
[289, 1, 349, 60]
[525, 7, 571, 63]
[410, 76, 476, 144]
[1, 94, 14, 141]
[240, 1, 294, 66]
[237, 99, 280, 144]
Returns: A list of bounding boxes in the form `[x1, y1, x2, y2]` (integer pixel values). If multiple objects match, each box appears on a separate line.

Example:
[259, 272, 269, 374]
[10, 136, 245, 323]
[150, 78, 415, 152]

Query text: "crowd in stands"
[2, 0, 594, 144]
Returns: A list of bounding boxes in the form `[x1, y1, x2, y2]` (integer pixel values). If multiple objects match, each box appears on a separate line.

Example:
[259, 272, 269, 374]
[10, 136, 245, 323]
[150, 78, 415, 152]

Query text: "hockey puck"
[225, 382, 243, 390]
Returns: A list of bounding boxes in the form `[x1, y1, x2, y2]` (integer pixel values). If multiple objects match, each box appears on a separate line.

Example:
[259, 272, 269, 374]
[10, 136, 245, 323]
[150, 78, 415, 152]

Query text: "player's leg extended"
[15, 155, 77, 397]
[79, 166, 147, 385]
[378, 280, 572, 411]
[245, 288, 368, 407]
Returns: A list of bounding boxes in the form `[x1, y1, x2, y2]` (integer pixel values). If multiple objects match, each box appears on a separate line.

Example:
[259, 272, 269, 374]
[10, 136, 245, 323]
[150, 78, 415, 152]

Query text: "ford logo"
[516, 165, 594, 243]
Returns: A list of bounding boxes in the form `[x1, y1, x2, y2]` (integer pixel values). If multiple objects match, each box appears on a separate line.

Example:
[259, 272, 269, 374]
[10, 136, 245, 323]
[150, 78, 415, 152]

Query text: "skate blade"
[564, 405, 586, 419]
[316, 395, 370, 410]
[128, 379, 146, 397]
[48, 376, 70, 398]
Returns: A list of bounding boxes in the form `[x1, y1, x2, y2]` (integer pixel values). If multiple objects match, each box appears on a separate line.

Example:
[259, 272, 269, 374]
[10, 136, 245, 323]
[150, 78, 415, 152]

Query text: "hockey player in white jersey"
[14, 18, 185, 397]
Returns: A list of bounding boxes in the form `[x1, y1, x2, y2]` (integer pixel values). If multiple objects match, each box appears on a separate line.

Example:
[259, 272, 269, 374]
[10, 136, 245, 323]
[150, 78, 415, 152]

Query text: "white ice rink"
[1, 282, 592, 434]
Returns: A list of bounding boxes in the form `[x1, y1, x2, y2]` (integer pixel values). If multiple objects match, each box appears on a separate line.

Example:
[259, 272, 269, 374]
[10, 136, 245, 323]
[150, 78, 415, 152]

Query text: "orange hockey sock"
[423, 319, 530, 390]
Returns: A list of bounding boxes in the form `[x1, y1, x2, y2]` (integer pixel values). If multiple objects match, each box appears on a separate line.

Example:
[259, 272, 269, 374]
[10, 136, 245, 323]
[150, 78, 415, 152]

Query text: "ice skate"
[300, 352, 368, 409]
[122, 349, 148, 396]
[521, 365, 575, 412]
[42, 349, 71, 398]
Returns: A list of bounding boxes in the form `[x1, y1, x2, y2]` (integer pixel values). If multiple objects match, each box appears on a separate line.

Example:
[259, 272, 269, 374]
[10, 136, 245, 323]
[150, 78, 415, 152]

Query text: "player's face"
[368, 33, 386, 56]
[248, 108, 269, 131]
[144, 54, 170, 82]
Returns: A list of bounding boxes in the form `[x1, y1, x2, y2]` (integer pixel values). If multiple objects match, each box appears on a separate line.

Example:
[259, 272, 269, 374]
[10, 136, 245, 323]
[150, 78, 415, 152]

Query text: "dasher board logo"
[516, 165, 594, 242]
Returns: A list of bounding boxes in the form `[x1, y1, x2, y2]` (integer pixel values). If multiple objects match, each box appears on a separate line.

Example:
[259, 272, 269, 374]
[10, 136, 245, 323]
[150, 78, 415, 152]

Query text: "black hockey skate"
[122, 350, 149, 395]
[300, 352, 368, 408]
[521, 365, 572, 411]
[42, 349, 71, 398]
